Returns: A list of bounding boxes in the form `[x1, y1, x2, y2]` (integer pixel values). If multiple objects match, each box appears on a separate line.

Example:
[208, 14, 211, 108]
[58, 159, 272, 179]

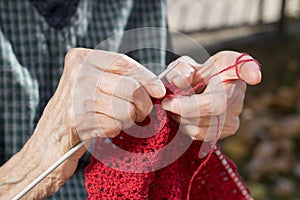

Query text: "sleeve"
[0, 27, 39, 163]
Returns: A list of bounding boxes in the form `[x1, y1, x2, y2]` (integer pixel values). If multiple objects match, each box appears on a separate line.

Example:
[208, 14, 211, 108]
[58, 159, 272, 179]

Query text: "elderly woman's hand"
[0, 48, 165, 199]
[161, 51, 261, 141]
[59, 48, 165, 144]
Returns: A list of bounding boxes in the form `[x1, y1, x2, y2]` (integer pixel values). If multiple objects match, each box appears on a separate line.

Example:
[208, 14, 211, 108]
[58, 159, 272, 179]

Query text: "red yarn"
[186, 116, 220, 200]
[84, 53, 259, 200]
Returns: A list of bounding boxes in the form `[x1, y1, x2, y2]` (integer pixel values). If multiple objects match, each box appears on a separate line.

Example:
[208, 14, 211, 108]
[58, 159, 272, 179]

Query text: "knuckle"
[118, 54, 130, 62]
[64, 48, 91, 75]
[115, 54, 132, 67]
[115, 76, 140, 100]
[66, 48, 78, 59]
[211, 51, 225, 64]
[63, 48, 79, 74]
[131, 86, 151, 112]
[99, 117, 122, 138]
[179, 55, 199, 67]
[128, 78, 141, 94]
[145, 102, 153, 116]
[180, 55, 193, 62]
[212, 51, 239, 68]
[109, 120, 122, 138]
[136, 102, 152, 122]
[113, 54, 142, 75]
[127, 102, 136, 120]
[65, 48, 81, 64]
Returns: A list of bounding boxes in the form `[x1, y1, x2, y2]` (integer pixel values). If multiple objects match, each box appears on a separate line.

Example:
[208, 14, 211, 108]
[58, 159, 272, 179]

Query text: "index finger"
[86, 49, 166, 98]
[165, 57, 197, 89]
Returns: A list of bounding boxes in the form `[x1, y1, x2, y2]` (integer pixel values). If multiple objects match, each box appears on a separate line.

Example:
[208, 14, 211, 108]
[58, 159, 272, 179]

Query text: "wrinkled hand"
[65, 48, 165, 142]
[14, 48, 165, 198]
[44, 48, 166, 154]
[161, 51, 261, 141]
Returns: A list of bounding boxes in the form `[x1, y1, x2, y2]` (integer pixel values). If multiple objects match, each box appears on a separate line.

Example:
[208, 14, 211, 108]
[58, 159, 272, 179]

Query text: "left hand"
[161, 51, 261, 141]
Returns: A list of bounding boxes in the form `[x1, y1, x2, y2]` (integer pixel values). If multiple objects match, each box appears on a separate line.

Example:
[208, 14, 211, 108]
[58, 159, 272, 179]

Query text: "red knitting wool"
[84, 54, 260, 200]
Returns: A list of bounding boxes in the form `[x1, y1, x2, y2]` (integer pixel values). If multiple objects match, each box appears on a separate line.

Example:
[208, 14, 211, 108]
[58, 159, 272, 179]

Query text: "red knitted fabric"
[84, 54, 259, 200]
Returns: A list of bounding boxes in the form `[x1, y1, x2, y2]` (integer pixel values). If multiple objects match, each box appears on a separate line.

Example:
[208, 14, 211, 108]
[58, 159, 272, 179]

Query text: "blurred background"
[167, 0, 300, 199]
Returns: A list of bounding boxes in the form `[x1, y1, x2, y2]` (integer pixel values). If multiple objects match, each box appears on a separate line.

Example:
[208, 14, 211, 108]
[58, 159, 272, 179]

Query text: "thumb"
[237, 55, 262, 85]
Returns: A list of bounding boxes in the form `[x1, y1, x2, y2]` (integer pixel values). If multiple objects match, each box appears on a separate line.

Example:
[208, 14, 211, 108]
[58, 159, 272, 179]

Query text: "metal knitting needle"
[13, 60, 179, 200]
[12, 141, 86, 200]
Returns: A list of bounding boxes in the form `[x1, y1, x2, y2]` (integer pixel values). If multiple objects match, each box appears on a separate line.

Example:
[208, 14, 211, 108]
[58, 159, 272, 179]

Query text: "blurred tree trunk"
[258, 0, 264, 24]
[278, 0, 287, 38]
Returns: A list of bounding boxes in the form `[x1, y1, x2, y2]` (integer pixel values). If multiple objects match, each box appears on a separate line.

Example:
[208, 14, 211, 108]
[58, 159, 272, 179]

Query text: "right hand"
[33, 48, 165, 188]
[49, 48, 166, 148]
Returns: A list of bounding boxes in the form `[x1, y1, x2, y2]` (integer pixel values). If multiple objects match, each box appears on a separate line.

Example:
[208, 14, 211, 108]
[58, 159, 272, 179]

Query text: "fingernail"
[240, 64, 262, 85]
[152, 84, 166, 98]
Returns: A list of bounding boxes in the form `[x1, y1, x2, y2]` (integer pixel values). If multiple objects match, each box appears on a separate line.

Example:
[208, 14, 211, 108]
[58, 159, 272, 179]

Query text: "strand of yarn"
[186, 116, 219, 200]
[185, 53, 260, 199]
